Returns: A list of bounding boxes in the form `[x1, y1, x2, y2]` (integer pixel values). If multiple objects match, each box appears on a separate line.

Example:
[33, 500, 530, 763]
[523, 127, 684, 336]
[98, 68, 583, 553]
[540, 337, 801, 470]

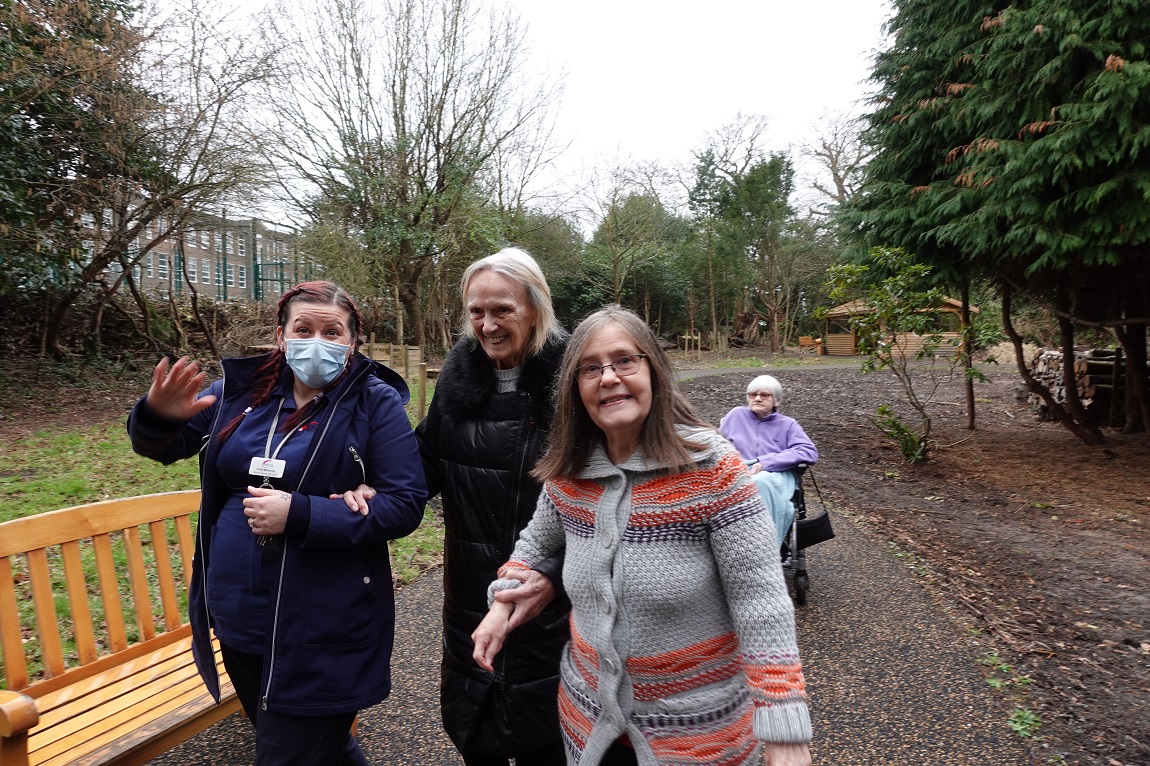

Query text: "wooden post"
[1109, 346, 1123, 428]
[418, 363, 428, 420]
[403, 346, 410, 377]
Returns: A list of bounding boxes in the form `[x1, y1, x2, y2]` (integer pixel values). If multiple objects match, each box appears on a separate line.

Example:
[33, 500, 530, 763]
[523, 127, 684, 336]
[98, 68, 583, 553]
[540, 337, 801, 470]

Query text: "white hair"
[459, 247, 566, 356]
[746, 374, 782, 406]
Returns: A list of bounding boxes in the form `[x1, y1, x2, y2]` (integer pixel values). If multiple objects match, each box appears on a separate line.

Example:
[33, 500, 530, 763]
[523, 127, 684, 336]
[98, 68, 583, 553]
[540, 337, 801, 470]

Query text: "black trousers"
[220, 643, 368, 766]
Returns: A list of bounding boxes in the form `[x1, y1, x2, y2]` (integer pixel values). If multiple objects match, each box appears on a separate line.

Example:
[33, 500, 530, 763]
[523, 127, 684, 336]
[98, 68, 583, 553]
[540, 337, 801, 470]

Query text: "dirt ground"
[3, 351, 1148, 765]
[675, 351, 1149, 766]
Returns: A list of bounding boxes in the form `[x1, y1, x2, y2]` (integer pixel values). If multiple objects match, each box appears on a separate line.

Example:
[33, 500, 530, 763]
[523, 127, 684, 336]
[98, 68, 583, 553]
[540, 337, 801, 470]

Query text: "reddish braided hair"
[217, 281, 364, 443]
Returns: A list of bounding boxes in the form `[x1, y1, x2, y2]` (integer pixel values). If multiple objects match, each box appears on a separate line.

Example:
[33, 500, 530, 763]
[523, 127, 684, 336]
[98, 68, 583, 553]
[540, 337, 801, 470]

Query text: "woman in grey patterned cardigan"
[474, 305, 812, 766]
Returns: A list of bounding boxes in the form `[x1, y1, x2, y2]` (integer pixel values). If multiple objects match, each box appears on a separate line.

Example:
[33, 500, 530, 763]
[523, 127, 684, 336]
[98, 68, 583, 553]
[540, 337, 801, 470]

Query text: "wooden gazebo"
[821, 297, 978, 356]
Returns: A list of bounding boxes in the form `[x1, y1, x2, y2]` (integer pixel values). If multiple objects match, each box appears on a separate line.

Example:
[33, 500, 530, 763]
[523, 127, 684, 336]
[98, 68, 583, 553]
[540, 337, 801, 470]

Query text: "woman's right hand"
[330, 484, 377, 516]
[472, 601, 515, 672]
[762, 743, 811, 766]
[146, 356, 216, 420]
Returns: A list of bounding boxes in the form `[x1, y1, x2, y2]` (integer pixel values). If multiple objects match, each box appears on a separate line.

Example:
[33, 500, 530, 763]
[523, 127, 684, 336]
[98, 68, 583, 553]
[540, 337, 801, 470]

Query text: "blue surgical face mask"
[284, 338, 350, 389]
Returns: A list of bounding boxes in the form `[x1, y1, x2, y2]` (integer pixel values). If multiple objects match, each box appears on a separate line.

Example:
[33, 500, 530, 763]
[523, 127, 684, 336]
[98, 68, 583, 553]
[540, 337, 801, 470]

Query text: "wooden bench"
[0, 491, 239, 766]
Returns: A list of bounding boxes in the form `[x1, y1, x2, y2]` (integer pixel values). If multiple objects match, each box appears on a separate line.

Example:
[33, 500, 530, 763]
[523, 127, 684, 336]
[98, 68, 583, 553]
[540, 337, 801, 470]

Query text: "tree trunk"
[43, 287, 85, 359]
[396, 244, 427, 347]
[1056, 284, 1101, 439]
[961, 279, 975, 430]
[1002, 283, 1102, 445]
[1116, 322, 1148, 434]
[185, 264, 219, 359]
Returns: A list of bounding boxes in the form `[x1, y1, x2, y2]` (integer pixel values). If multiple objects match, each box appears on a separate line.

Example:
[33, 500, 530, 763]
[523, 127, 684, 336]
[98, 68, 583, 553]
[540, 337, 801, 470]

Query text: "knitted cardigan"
[498, 426, 811, 766]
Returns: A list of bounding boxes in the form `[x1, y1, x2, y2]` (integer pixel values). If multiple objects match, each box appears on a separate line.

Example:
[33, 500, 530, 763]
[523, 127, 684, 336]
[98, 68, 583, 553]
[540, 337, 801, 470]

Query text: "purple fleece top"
[718, 407, 818, 472]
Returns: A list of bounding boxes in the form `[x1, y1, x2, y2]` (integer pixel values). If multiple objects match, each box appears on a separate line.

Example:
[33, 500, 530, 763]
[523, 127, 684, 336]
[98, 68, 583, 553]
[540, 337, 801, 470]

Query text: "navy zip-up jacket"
[127, 353, 427, 716]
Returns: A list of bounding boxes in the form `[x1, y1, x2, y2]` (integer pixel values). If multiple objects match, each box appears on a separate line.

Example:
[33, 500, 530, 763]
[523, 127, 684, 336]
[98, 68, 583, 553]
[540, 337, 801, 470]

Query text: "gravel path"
[149, 520, 1033, 765]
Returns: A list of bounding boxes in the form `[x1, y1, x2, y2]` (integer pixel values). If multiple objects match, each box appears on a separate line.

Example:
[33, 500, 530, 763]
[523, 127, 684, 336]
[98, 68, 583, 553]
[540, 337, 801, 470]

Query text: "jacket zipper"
[261, 363, 370, 710]
[496, 404, 536, 689]
[198, 368, 228, 699]
[349, 445, 366, 484]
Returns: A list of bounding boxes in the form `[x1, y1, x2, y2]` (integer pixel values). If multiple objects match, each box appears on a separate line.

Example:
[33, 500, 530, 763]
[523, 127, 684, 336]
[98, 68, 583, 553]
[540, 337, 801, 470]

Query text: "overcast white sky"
[510, 0, 893, 195]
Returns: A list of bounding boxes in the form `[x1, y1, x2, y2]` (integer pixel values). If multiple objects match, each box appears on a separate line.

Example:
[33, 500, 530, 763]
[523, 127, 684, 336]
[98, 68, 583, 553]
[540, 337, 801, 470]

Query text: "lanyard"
[258, 398, 307, 489]
[264, 398, 304, 460]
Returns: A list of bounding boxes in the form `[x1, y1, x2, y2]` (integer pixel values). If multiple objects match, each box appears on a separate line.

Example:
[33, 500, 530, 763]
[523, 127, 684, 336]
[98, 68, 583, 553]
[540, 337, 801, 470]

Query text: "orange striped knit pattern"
[497, 428, 810, 764]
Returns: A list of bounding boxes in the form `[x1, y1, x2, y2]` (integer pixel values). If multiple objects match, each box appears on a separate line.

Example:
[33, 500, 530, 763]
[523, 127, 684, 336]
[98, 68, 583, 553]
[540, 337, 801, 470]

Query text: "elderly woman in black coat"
[416, 247, 570, 766]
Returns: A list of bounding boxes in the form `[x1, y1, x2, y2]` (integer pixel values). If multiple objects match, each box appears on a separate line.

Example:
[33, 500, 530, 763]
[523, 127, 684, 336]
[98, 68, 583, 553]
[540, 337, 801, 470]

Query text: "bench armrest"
[0, 689, 39, 736]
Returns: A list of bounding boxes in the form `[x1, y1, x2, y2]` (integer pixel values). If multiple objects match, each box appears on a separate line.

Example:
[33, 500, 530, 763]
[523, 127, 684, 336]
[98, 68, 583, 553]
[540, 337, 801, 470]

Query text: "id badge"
[249, 457, 286, 479]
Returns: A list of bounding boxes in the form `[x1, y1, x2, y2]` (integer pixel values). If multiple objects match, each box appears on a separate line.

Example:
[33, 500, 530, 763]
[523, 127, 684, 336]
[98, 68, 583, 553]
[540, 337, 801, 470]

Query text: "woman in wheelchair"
[719, 375, 818, 546]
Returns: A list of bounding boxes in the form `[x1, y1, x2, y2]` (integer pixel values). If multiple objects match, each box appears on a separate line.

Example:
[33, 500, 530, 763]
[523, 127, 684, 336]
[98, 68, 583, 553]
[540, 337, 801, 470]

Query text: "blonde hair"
[460, 247, 565, 358]
[533, 305, 709, 481]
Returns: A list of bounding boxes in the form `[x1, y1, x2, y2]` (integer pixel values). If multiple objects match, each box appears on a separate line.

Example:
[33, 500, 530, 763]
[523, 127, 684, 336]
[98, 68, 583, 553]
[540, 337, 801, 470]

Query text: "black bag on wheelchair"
[796, 510, 834, 550]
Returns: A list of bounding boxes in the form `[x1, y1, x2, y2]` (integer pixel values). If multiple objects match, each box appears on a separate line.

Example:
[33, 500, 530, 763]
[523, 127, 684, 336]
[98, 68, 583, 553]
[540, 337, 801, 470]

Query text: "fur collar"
[434, 336, 568, 424]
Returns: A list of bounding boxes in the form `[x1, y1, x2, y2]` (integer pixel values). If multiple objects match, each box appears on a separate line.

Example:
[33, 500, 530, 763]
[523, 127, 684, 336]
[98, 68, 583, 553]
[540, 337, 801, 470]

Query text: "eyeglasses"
[577, 354, 648, 381]
[747, 392, 773, 399]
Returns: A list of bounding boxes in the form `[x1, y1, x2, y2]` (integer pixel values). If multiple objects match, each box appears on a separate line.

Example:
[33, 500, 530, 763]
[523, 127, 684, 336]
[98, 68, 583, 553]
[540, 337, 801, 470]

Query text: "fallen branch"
[936, 433, 977, 449]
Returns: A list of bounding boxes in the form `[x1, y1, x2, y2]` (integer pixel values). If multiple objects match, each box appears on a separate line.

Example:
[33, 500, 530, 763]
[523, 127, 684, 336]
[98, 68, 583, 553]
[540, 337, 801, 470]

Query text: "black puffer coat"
[416, 337, 571, 757]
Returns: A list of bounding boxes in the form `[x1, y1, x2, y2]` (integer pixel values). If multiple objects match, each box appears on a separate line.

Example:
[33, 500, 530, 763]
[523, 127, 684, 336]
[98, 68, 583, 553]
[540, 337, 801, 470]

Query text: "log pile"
[1027, 348, 1122, 424]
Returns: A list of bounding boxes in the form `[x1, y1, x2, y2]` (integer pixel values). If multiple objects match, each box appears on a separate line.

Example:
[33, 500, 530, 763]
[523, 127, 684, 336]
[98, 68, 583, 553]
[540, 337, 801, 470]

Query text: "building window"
[238, 238, 246, 257]
[238, 265, 247, 289]
[187, 257, 198, 282]
[227, 264, 235, 287]
[201, 230, 210, 249]
[146, 253, 154, 278]
[157, 255, 169, 279]
[201, 258, 211, 284]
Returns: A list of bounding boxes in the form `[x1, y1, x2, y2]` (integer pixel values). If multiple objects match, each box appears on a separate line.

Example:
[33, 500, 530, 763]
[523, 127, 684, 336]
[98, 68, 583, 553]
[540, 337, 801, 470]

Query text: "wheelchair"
[781, 464, 834, 606]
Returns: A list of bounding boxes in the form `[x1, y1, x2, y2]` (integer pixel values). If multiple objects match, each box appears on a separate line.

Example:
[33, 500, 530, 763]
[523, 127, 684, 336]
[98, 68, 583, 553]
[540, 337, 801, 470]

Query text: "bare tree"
[39, 0, 274, 356]
[798, 110, 873, 215]
[259, 0, 562, 346]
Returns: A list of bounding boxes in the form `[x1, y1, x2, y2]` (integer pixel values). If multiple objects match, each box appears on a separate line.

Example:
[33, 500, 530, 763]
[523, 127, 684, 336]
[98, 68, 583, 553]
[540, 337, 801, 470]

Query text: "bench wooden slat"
[92, 533, 128, 655]
[30, 634, 197, 721]
[122, 527, 156, 643]
[30, 639, 207, 760]
[32, 647, 233, 766]
[0, 556, 29, 691]
[27, 549, 65, 680]
[0, 492, 201, 557]
[60, 541, 98, 666]
[31, 657, 199, 759]
[35, 674, 235, 766]
[21, 629, 189, 701]
[74, 689, 240, 766]
[149, 520, 182, 632]
[175, 515, 195, 579]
